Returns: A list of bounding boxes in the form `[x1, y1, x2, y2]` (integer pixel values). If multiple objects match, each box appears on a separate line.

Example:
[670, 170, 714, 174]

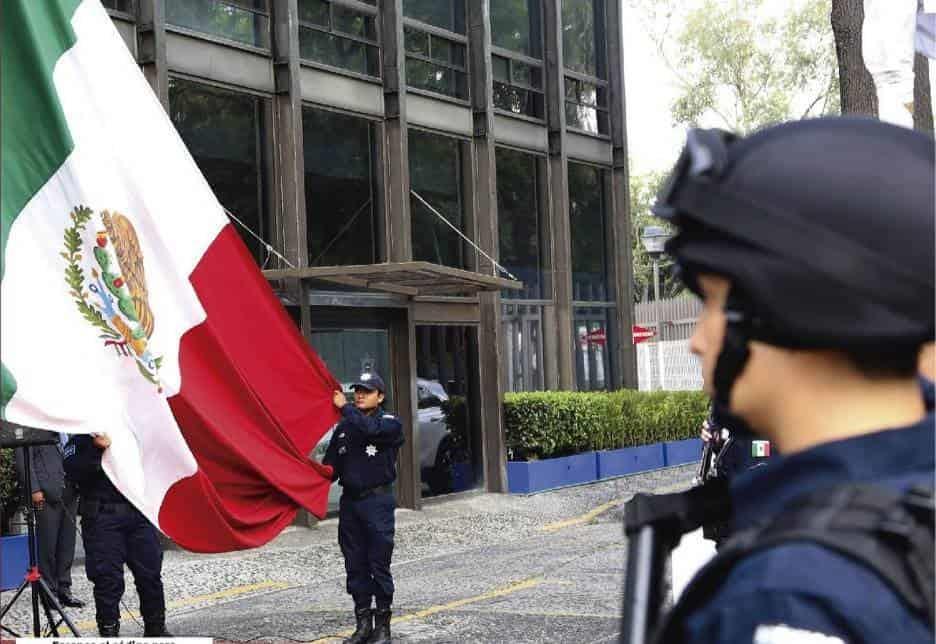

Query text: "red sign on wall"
[586, 329, 607, 345]
[632, 324, 656, 344]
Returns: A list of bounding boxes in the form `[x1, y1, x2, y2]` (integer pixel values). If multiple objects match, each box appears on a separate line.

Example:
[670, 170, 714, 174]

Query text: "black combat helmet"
[653, 117, 935, 403]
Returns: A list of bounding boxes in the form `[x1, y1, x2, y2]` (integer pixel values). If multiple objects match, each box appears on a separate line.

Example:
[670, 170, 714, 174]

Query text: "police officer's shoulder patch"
[64, 444, 76, 458]
[382, 414, 395, 420]
[753, 624, 845, 644]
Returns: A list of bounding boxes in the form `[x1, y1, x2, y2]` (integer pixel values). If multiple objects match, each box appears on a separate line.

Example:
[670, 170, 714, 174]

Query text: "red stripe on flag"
[160, 225, 340, 552]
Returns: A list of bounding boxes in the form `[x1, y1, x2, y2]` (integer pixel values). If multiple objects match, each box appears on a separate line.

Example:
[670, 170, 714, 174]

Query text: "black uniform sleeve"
[13, 447, 42, 495]
[63, 435, 103, 485]
[340, 404, 404, 447]
[322, 431, 340, 480]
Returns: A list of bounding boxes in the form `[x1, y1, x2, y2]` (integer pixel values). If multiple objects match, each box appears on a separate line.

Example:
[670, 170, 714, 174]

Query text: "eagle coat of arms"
[63, 206, 162, 391]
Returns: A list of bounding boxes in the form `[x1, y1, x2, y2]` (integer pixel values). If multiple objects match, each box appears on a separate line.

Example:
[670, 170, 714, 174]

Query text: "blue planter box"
[452, 462, 475, 493]
[597, 444, 665, 479]
[663, 438, 703, 466]
[1, 534, 28, 591]
[507, 451, 598, 494]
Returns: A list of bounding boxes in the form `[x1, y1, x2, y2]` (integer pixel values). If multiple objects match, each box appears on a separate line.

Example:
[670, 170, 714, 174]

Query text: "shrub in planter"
[504, 389, 709, 461]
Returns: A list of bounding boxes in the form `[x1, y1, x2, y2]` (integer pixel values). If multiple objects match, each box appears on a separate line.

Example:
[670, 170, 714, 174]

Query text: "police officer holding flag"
[325, 371, 404, 644]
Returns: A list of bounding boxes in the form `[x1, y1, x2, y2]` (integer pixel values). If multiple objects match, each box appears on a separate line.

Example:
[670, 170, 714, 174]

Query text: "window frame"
[165, 0, 272, 51]
[403, 17, 470, 102]
[298, 0, 382, 79]
[101, 0, 135, 19]
[567, 160, 612, 303]
[491, 48, 545, 121]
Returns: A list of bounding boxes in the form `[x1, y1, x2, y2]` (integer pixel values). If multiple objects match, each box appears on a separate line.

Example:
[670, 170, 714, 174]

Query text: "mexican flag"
[2, 0, 340, 552]
[751, 440, 771, 458]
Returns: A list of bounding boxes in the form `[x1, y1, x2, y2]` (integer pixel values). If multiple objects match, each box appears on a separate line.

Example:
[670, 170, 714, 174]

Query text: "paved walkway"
[2, 464, 701, 642]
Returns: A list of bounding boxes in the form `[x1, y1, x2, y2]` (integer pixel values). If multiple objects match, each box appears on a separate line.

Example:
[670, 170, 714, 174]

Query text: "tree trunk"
[914, 0, 934, 133]
[831, 0, 879, 116]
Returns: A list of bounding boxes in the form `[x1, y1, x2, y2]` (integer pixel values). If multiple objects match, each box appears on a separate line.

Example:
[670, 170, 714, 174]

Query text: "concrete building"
[103, 0, 636, 511]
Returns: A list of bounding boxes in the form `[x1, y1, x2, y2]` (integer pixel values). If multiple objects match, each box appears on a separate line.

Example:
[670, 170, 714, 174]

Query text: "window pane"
[574, 308, 610, 390]
[565, 102, 607, 134]
[568, 163, 608, 299]
[492, 56, 510, 83]
[494, 83, 543, 118]
[101, 0, 134, 12]
[298, 0, 329, 27]
[496, 148, 542, 298]
[166, 0, 270, 48]
[409, 130, 465, 268]
[562, 0, 605, 78]
[501, 304, 545, 392]
[300, 27, 379, 76]
[169, 78, 268, 264]
[405, 58, 467, 99]
[428, 37, 466, 68]
[303, 108, 377, 267]
[333, 5, 376, 40]
[491, 0, 541, 58]
[403, 0, 465, 34]
[511, 60, 541, 88]
[404, 27, 430, 56]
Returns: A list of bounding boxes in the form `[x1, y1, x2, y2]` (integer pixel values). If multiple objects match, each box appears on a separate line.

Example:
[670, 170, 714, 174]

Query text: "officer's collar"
[730, 413, 935, 532]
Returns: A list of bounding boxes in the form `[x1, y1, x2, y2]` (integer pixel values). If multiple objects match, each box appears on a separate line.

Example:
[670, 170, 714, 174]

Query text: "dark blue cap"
[351, 371, 386, 393]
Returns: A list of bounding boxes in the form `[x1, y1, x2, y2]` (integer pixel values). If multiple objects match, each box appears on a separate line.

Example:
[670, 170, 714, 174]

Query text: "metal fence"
[634, 296, 703, 391]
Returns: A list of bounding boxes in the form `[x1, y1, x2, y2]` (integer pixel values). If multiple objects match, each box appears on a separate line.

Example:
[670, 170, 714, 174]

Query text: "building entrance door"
[415, 325, 483, 498]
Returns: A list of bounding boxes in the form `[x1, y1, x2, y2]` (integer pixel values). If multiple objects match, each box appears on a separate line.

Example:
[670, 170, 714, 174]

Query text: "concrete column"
[606, 0, 638, 389]
[543, 0, 575, 390]
[136, 0, 169, 109]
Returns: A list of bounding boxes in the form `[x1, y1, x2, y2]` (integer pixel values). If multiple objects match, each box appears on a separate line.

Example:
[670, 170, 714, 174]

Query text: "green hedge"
[504, 390, 709, 461]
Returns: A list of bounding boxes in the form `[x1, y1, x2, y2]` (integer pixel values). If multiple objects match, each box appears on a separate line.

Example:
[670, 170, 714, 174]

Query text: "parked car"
[310, 378, 462, 497]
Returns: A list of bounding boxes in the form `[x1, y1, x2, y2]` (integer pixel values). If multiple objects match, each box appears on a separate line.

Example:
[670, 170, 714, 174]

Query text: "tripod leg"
[37, 577, 63, 636]
[36, 576, 81, 637]
[0, 579, 30, 637]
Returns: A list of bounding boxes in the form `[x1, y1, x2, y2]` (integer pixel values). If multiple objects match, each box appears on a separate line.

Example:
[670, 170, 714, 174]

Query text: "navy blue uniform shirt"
[683, 413, 935, 643]
[324, 404, 404, 493]
[63, 434, 126, 503]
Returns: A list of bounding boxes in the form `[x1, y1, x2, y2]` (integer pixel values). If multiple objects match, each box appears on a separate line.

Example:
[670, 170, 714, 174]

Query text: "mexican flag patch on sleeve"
[752, 440, 771, 458]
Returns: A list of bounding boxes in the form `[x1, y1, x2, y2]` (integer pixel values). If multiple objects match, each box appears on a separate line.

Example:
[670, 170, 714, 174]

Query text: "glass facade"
[101, 0, 133, 12]
[168, 78, 269, 264]
[491, 0, 544, 118]
[299, 0, 380, 77]
[496, 147, 543, 298]
[166, 0, 270, 49]
[403, 0, 468, 99]
[409, 130, 466, 269]
[565, 77, 609, 135]
[561, 0, 606, 78]
[502, 303, 544, 391]
[303, 107, 378, 267]
[568, 162, 609, 301]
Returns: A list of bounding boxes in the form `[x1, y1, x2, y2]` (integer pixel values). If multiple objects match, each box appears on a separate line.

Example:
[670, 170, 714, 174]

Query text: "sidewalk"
[3, 463, 698, 641]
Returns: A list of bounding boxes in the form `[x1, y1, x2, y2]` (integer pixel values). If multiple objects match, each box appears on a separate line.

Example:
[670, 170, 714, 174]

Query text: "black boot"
[342, 607, 373, 644]
[144, 614, 173, 637]
[98, 621, 120, 637]
[367, 609, 391, 643]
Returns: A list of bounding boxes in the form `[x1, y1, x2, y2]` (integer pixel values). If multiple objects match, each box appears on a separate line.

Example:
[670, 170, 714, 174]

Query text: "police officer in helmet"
[63, 432, 171, 637]
[652, 118, 934, 642]
[325, 371, 404, 644]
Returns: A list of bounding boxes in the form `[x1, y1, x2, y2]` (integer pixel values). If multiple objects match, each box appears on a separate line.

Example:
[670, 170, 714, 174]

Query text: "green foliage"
[629, 0, 839, 134]
[0, 448, 21, 535]
[504, 390, 710, 460]
[628, 169, 683, 302]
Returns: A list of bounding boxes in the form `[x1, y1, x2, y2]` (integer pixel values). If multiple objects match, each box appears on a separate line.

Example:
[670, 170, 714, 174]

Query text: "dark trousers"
[81, 503, 165, 624]
[338, 491, 396, 609]
[36, 484, 78, 597]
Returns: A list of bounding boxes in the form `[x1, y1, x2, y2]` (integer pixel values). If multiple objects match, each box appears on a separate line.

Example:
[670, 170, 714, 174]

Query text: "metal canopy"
[262, 261, 522, 297]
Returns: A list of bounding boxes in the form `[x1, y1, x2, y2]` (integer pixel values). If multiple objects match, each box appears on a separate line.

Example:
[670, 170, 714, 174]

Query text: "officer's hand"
[333, 390, 347, 408]
[700, 420, 713, 443]
[31, 491, 45, 510]
[92, 433, 112, 450]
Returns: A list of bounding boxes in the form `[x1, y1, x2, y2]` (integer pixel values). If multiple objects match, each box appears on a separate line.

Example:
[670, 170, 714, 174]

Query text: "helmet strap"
[713, 289, 753, 408]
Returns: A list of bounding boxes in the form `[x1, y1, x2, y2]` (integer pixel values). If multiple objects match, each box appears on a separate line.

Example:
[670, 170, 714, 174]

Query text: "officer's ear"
[377, 392, 385, 405]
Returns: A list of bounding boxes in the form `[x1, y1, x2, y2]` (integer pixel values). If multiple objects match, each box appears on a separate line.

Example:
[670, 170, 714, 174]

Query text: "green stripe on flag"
[1, 0, 82, 415]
